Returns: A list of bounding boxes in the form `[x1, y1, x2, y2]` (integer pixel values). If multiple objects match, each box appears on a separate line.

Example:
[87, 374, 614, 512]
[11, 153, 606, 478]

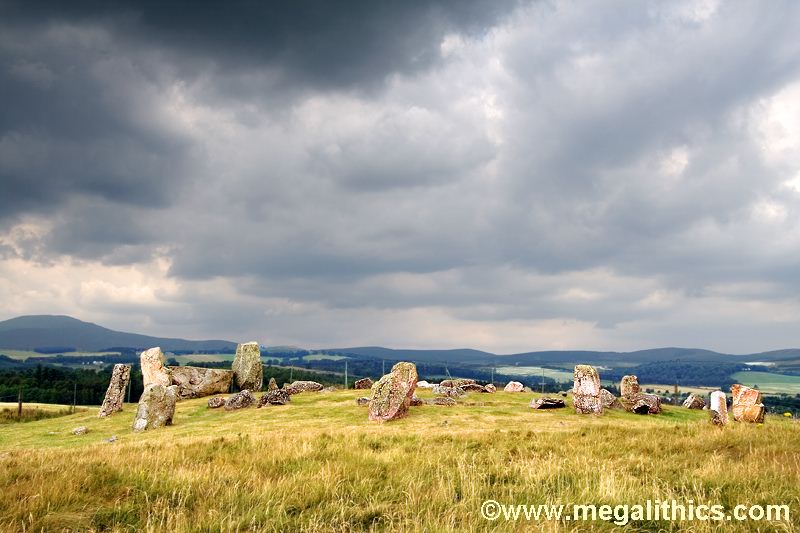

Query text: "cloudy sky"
[1, 0, 800, 354]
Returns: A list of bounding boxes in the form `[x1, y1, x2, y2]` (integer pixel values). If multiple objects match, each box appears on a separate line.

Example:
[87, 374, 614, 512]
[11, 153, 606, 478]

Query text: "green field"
[303, 353, 349, 361]
[0, 390, 798, 531]
[171, 353, 236, 363]
[731, 371, 800, 395]
[493, 365, 576, 382]
[0, 349, 120, 360]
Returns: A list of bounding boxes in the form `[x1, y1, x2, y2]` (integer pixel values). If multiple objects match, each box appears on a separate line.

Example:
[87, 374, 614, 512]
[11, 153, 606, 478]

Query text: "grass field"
[0, 390, 798, 531]
[0, 349, 120, 360]
[730, 371, 800, 395]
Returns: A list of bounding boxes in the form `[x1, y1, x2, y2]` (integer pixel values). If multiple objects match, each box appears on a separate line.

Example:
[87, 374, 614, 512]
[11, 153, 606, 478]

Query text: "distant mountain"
[327, 346, 496, 364]
[0, 315, 236, 352]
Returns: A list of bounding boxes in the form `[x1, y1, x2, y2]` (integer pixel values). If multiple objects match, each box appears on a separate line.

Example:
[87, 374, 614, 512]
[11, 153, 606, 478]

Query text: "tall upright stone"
[368, 362, 418, 422]
[572, 365, 602, 414]
[132, 384, 178, 432]
[731, 384, 765, 423]
[620, 375, 640, 397]
[233, 342, 263, 392]
[710, 390, 728, 426]
[140, 347, 172, 387]
[98, 364, 131, 417]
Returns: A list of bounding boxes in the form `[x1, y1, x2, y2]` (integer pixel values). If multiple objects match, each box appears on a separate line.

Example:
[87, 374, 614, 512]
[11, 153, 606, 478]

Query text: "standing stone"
[168, 366, 233, 399]
[710, 390, 728, 426]
[682, 393, 706, 410]
[354, 377, 374, 389]
[620, 375, 640, 397]
[233, 342, 263, 392]
[504, 381, 524, 392]
[98, 364, 131, 417]
[267, 377, 278, 391]
[573, 365, 602, 414]
[368, 362, 418, 422]
[730, 384, 765, 423]
[140, 347, 172, 387]
[132, 384, 178, 432]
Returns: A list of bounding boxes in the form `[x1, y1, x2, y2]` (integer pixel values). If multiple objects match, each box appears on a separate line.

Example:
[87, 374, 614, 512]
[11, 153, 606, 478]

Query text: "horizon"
[2, 2, 800, 354]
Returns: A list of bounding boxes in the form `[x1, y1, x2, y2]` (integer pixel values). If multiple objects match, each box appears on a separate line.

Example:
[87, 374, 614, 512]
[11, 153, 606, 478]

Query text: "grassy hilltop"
[0, 391, 798, 532]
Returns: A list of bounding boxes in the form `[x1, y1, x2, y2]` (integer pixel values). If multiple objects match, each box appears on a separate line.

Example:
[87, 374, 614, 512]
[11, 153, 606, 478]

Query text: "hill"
[0, 391, 796, 531]
[0, 315, 236, 353]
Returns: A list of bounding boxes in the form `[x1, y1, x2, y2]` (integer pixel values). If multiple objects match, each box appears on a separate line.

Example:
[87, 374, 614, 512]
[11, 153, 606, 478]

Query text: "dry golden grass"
[0, 390, 798, 532]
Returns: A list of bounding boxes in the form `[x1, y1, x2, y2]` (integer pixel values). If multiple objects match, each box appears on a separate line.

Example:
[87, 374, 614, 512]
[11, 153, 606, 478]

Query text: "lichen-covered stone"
[356, 397, 370, 406]
[682, 393, 706, 410]
[710, 390, 728, 426]
[257, 389, 290, 407]
[460, 383, 487, 392]
[599, 388, 621, 409]
[428, 397, 456, 406]
[168, 366, 233, 399]
[530, 397, 566, 409]
[286, 380, 324, 393]
[410, 395, 425, 406]
[573, 365, 602, 414]
[140, 347, 172, 387]
[267, 377, 278, 391]
[504, 381, 524, 392]
[207, 396, 225, 409]
[354, 377, 373, 389]
[225, 390, 256, 410]
[132, 384, 177, 432]
[620, 375, 640, 397]
[484, 384, 497, 393]
[368, 362, 418, 421]
[233, 342, 263, 392]
[433, 385, 466, 398]
[98, 364, 131, 417]
[620, 392, 661, 414]
[440, 378, 476, 388]
[731, 384, 765, 423]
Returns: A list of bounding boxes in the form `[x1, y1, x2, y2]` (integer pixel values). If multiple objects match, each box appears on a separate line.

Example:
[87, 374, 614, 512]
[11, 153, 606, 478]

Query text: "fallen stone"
[440, 378, 476, 388]
[267, 377, 278, 391]
[620, 375, 640, 397]
[530, 397, 566, 409]
[232, 342, 263, 392]
[354, 377, 373, 389]
[72, 426, 88, 435]
[207, 397, 226, 409]
[731, 384, 765, 423]
[428, 397, 456, 406]
[504, 381, 524, 393]
[224, 390, 256, 410]
[460, 383, 487, 392]
[710, 390, 728, 426]
[257, 389, 291, 407]
[356, 397, 370, 406]
[620, 393, 661, 414]
[410, 395, 425, 406]
[140, 347, 172, 387]
[599, 388, 621, 409]
[573, 365, 602, 415]
[484, 384, 497, 393]
[168, 366, 233, 400]
[287, 380, 324, 393]
[433, 384, 466, 398]
[132, 384, 178, 432]
[368, 362, 418, 421]
[98, 363, 131, 418]
[682, 393, 706, 410]
[416, 380, 434, 389]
